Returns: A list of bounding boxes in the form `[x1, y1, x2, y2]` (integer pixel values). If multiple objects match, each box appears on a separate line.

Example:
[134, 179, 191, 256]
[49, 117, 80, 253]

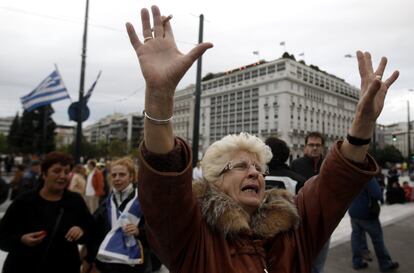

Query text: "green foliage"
[373, 145, 404, 166]
[7, 105, 56, 155]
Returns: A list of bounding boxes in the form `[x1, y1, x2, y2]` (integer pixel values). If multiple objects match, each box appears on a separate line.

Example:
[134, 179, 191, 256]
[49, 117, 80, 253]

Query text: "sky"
[1, 0, 413, 127]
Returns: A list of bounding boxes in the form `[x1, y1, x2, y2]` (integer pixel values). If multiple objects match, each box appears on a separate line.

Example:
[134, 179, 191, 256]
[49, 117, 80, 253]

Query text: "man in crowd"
[265, 136, 306, 194]
[85, 160, 105, 213]
[19, 160, 41, 196]
[291, 132, 327, 273]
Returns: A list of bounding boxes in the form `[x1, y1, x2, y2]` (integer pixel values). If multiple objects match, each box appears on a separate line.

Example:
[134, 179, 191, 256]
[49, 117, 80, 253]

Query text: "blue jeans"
[311, 238, 330, 273]
[351, 218, 394, 271]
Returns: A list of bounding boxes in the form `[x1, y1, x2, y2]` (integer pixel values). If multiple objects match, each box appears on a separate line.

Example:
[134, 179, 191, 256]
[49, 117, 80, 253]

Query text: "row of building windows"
[202, 63, 285, 91]
[295, 66, 358, 99]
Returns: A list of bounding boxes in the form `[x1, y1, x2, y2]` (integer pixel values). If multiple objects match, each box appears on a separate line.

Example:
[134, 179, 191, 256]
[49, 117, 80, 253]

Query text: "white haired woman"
[126, 5, 399, 273]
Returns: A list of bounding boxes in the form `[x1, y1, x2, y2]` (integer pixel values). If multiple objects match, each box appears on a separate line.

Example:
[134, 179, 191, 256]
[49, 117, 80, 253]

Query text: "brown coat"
[138, 139, 378, 273]
[92, 169, 105, 197]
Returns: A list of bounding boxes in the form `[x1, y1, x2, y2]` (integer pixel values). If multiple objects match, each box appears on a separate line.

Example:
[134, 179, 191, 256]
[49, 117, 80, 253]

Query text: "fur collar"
[192, 181, 300, 239]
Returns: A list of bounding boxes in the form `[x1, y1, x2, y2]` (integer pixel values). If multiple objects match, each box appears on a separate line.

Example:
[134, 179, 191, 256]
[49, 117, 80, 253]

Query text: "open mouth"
[241, 184, 259, 194]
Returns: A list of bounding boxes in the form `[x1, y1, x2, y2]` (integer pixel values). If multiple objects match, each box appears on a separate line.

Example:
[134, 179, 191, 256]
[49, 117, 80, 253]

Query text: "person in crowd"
[85, 159, 105, 213]
[0, 151, 93, 273]
[349, 177, 399, 271]
[84, 157, 153, 273]
[97, 162, 111, 203]
[402, 181, 413, 202]
[4, 154, 14, 175]
[264, 136, 306, 194]
[126, 5, 399, 273]
[18, 159, 41, 196]
[376, 168, 386, 204]
[386, 181, 406, 204]
[387, 165, 399, 185]
[69, 164, 87, 196]
[0, 167, 9, 206]
[290, 132, 329, 273]
[10, 164, 25, 200]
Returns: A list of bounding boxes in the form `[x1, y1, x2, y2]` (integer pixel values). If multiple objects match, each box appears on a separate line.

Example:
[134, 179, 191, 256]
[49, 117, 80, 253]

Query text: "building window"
[277, 62, 286, 71]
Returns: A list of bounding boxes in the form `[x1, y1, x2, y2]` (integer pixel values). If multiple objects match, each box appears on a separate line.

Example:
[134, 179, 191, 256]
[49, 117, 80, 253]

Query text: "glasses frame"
[219, 160, 269, 176]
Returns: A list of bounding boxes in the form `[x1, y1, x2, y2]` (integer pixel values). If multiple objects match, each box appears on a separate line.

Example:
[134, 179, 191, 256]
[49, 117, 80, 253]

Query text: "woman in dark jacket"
[85, 157, 153, 273]
[0, 152, 93, 273]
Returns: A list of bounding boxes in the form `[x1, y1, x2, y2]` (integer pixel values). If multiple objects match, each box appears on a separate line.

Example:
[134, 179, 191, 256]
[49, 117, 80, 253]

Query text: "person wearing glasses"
[126, 5, 399, 273]
[291, 132, 328, 273]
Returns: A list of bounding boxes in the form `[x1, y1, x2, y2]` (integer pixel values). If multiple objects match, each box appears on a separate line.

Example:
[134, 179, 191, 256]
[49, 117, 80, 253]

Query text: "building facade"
[55, 125, 75, 149]
[173, 56, 360, 159]
[0, 116, 13, 136]
[379, 121, 414, 158]
[84, 113, 144, 151]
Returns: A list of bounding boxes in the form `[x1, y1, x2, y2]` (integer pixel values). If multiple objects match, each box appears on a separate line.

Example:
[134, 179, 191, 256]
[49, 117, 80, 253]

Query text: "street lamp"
[407, 89, 414, 174]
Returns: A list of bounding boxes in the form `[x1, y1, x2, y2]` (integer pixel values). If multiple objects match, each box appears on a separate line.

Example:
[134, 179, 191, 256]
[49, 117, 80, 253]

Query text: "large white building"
[0, 116, 14, 136]
[173, 55, 360, 159]
[84, 113, 144, 152]
[378, 121, 414, 158]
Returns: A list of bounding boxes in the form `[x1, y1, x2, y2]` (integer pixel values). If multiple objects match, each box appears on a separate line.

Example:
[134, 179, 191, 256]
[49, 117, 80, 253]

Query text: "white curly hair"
[201, 133, 273, 183]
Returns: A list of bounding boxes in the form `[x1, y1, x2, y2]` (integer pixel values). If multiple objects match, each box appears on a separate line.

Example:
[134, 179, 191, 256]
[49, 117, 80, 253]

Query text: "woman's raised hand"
[126, 5, 213, 100]
[350, 51, 399, 139]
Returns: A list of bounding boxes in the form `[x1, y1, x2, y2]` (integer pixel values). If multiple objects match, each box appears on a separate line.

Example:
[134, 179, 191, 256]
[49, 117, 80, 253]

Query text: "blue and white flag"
[97, 189, 144, 265]
[84, 71, 102, 103]
[20, 70, 70, 112]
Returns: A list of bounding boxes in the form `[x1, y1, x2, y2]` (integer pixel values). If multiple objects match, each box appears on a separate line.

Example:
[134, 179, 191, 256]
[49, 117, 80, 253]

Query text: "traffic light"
[392, 134, 397, 142]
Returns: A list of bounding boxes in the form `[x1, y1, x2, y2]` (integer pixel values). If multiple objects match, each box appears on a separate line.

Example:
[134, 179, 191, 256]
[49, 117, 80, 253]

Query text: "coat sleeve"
[294, 141, 378, 263]
[0, 199, 26, 251]
[137, 138, 203, 271]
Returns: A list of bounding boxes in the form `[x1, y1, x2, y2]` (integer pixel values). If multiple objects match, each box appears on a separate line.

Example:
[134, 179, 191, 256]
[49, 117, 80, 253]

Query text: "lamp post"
[408, 89, 414, 175]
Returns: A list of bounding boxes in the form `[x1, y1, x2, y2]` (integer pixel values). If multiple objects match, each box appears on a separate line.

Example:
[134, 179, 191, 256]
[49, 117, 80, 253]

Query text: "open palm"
[126, 6, 213, 96]
[356, 51, 399, 123]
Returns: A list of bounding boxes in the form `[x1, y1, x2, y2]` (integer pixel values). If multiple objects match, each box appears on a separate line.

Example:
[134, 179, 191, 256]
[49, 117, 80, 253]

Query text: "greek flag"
[20, 70, 70, 112]
[84, 71, 102, 103]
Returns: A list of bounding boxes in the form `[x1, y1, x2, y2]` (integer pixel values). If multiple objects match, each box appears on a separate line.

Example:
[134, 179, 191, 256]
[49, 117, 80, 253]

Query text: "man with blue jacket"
[349, 178, 399, 272]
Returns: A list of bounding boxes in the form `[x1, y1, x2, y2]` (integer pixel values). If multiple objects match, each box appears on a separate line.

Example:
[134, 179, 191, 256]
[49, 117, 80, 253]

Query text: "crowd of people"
[0, 3, 410, 273]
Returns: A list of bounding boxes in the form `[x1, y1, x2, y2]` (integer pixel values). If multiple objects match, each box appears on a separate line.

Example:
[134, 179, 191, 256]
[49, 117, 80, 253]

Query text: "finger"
[374, 57, 387, 78]
[356, 51, 367, 79]
[384, 70, 400, 89]
[162, 15, 175, 40]
[126, 23, 141, 50]
[186, 42, 214, 66]
[365, 77, 382, 99]
[364, 51, 374, 74]
[141, 8, 152, 41]
[151, 5, 163, 37]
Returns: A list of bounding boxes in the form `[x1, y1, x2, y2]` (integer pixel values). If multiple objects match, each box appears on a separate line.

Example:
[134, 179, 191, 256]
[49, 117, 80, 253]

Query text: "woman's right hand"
[126, 5, 213, 106]
[21, 230, 47, 247]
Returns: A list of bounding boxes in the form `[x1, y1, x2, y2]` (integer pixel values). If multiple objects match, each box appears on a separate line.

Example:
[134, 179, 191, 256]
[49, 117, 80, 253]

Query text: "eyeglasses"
[306, 143, 322, 148]
[219, 160, 269, 176]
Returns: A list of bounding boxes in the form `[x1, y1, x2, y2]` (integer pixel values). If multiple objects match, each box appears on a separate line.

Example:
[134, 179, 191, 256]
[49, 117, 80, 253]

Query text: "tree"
[18, 105, 56, 155]
[374, 145, 404, 166]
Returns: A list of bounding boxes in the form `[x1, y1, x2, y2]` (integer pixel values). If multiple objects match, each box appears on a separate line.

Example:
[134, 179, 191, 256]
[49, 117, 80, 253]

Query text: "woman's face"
[217, 151, 266, 215]
[43, 163, 71, 193]
[110, 165, 133, 192]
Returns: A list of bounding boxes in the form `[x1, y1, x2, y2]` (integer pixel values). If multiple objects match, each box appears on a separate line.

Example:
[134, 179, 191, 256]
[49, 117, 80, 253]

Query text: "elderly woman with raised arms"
[125, 5, 399, 273]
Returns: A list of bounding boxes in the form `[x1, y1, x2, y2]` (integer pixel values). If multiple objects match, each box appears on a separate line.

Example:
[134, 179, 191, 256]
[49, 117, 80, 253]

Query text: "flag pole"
[75, 0, 90, 164]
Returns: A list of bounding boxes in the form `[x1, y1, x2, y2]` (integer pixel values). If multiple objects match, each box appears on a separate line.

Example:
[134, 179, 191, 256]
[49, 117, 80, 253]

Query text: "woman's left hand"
[123, 223, 139, 236]
[65, 226, 84, 242]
